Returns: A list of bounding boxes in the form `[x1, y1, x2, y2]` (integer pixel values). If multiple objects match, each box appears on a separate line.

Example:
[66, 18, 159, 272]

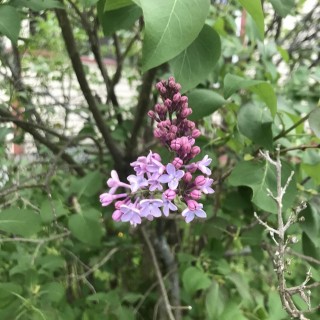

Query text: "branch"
[55, 7, 124, 167]
[141, 226, 176, 320]
[128, 68, 157, 156]
[0, 107, 85, 177]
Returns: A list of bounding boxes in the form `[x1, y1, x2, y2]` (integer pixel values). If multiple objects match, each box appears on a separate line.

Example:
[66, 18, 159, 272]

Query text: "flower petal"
[158, 174, 171, 183]
[195, 209, 207, 218]
[168, 179, 179, 190]
[185, 212, 195, 223]
[175, 169, 185, 179]
[166, 163, 176, 175]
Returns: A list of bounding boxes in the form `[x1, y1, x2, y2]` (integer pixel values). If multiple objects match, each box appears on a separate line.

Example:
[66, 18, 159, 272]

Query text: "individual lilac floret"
[159, 163, 184, 190]
[120, 203, 141, 225]
[182, 201, 207, 223]
[200, 178, 215, 194]
[127, 174, 148, 193]
[162, 193, 178, 217]
[100, 193, 128, 207]
[139, 199, 163, 219]
[107, 170, 130, 194]
[148, 178, 163, 192]
[196, 155, 212, 175]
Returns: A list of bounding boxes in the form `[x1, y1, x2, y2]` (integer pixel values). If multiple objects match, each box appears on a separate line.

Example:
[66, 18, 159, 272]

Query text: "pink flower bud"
[175, 83, 181, 91]
[164, 189, 176, 200]
[187, 163, 197, 173]
[148, 110, 156, 119]
[187, 121, 195, 129]
[172, 157, 183, 169]
[194, 175, 206, 187]
[164, 99, 172, 108]
[180, 96, 188, 103]
[173, 93, 181, 103]
[160, 87, 167, 94]
[187, 199, 199, 211]
[170, 125, 178, 133]
[170, 139, 181, 151]
[156, 82, 163, 91]
[183, 172, 192, 183]
[191, 146, 201, 157]
[154, 128, 162, 138]
[190, 189, 201, 200]
[192, 129, 201, 138]
[112, 210, 122, 221]
[155, 104, 162, 114]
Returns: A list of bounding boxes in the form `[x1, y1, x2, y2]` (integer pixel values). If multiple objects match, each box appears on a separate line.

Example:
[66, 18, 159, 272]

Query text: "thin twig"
[141, 226, 175, 320]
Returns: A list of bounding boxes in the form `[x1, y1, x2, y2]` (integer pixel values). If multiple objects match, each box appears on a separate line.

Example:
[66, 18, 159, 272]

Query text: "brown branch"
[280, 144, 320, 153]
[128, 68, 157, 156]
[0, 107, 85, 176]
[55, 7, 124, 167]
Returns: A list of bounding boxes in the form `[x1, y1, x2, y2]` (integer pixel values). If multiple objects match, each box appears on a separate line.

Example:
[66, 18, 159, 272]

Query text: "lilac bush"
[100, 77, 214, 225]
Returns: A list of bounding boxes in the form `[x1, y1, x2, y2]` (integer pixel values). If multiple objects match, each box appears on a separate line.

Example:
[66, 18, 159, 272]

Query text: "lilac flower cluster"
[100, 77, 214, 225]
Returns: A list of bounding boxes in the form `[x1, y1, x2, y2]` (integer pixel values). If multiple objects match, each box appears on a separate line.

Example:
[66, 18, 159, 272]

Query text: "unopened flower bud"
[170, 125, 178, 133]
[187, 199, 199, 211]
[173, 93, 181, 103]
[191, 146, 201, 157]
[194, 175, 206, 187]
[154, 128, 162, 138]
[148, 110, 156, 119]
[183, 172, 192, 183]
[164, 99, 172, 108]
[175, 83, 181, 91]
[164, 189, 176, 200]
[192, 129, 201, 138]
[190, 189, 201, 200]
[112, 210, 122, 221]
[187, 120, 195, 129]
[171, 139, 181, 151]
[181, 108, 192, 118]
[180, 96, 188, 104]
[172, 157, 183, 169]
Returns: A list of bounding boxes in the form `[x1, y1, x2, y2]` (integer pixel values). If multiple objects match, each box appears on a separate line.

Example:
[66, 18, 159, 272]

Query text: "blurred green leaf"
[10, 0, 64, 10]
[98, 2, 141, 36]
[237, 103, 273, 149]
[103, 0, 134, 11]
[228, 160, 297, 213]
[238, 0, 264, 40]
[41, 282, 65, 303]
[188, 89, 225, 120]
[309, 108, 320, 138]
[0, 5, 21, 43]
[269, 0, 295, 17]
[0, 209, 41, 237]
[170, 25, 221, 92]
[68, 213, 104, 246]
[182, 267, 211, 296]
[224, 74, 277, 117]
[206, 280, 224, 319]
[141, 0, 210, 71]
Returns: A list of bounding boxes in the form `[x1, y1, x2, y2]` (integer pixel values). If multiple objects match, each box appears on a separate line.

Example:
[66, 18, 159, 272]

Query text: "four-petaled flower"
[162, 194, 177, 217]
[139, 199, 163, 219]
[159, 163, 184, 190]
[182, 202, 207, 223]
[201, 178, 215, 194]
[197, 155, 212, 175]
[127, 174, 148, 193]
[120, 204, 141, 225]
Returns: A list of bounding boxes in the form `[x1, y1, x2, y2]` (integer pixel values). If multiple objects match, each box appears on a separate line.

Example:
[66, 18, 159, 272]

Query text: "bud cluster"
[100, 78, 214, 225]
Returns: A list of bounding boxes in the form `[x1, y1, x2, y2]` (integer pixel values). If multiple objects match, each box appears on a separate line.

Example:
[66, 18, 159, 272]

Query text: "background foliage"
[0, 0, 319, 319]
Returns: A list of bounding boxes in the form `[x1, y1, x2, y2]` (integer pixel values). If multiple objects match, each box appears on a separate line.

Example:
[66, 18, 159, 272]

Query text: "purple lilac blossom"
[182, 203, 207, 223]
[100, 77, 215, 225]
[158, 163, 184, 190]
[139, 199, 163, 219]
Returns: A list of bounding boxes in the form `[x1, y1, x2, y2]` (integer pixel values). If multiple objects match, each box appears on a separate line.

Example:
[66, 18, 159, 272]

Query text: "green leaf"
[80, 0, 99, 7]
[40, 199, 68, 224]
[268, 291, 288, 320]
[104, 0, 134, 11]
[71, 170, 103, 198]
[220, 302, 247, 320]
[228, 160, 297, 214]
[170, 24, 221, 92]
[98, 2, 142, 36]
[141, 0, 210, 71]
[301, 163, 320, 184]
[10, 0, 64, 10]
[0, 283, 22, 308]
[309, 108, 320, 138]
[0, 209, 42, 237]
[269, 0, 295, 17]
[224, 74, 277, 117]
[41, 282, 65, 303]
[237, 103, 273, 149]
[182, 267, 211, 296]
[238, 0, 264, 40]
[299, 204, 320, 247]
[226, 273, 252, 304]
[188, 89, 225, 120]
[68, 213, 104, 246]
[206, 281, 224, 319]
[0, 5, 21, 43]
